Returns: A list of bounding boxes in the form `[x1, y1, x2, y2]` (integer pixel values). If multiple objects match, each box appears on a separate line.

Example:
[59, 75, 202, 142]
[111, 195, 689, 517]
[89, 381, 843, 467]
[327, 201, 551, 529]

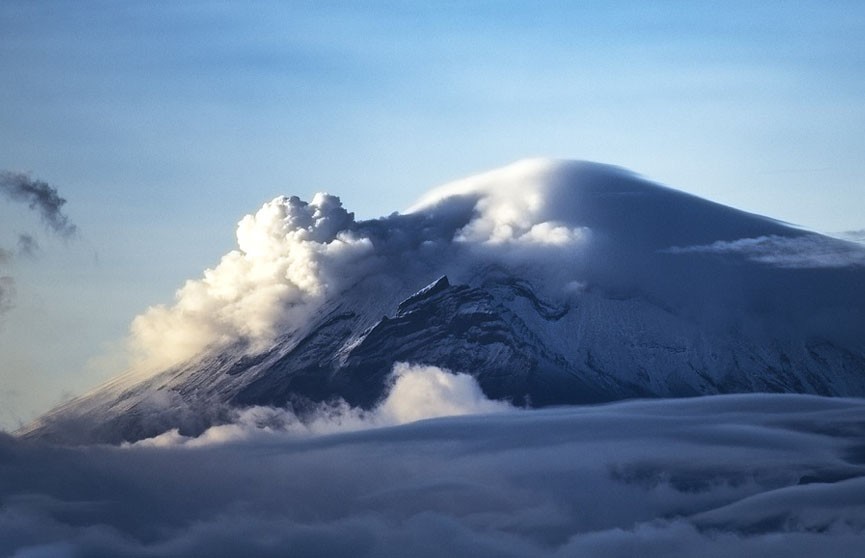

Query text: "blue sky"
[1, 1, 864, 427]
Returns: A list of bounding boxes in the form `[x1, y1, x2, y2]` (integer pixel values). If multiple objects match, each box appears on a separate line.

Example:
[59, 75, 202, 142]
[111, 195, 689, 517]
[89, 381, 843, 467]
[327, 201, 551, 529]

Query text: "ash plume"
[0, 171, 77, 237]
[0, 170, 77, 315]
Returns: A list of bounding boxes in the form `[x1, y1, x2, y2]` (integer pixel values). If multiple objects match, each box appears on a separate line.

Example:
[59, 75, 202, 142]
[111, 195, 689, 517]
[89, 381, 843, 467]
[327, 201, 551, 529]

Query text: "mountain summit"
[22, 159, 865, 443]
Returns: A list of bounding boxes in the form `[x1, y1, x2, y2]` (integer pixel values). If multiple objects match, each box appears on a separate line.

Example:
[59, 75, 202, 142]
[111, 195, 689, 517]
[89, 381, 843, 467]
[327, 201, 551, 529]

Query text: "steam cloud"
[128, 193, 377, 372]
[3, 394, 864, 557]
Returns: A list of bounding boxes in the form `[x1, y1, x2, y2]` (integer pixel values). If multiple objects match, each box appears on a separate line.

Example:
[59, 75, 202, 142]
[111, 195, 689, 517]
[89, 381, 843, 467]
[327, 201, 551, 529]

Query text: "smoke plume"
[0, 171, 77, 237]
[0, 170, 77, 316]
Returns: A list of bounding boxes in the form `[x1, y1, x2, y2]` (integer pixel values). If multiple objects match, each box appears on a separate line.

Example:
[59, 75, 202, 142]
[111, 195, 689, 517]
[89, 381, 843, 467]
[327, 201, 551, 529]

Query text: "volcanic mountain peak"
[20, 160, 865, 444]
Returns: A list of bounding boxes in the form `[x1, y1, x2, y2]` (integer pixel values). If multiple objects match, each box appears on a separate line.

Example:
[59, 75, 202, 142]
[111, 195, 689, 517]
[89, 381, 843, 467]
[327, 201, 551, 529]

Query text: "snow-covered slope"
[21, 159, 865, 444]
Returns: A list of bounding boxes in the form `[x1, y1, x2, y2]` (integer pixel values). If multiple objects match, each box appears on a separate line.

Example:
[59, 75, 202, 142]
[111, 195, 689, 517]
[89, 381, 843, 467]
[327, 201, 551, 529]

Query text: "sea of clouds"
[2, 379, 864, 557]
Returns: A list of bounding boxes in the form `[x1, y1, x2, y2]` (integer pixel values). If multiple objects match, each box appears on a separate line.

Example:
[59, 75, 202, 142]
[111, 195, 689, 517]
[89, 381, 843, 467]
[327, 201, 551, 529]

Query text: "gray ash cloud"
[0, 171, 77, 237]
[0, 170, 77, 315]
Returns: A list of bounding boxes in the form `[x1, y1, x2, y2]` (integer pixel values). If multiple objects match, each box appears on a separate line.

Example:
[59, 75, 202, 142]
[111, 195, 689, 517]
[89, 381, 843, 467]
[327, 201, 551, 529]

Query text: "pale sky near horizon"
[1, 1, 864, 428]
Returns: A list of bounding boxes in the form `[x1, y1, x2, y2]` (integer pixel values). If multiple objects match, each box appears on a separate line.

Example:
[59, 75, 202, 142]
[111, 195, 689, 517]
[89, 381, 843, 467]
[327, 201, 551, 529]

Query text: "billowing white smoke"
[129, 194, 375, 372]
[134, 363, 514, 447]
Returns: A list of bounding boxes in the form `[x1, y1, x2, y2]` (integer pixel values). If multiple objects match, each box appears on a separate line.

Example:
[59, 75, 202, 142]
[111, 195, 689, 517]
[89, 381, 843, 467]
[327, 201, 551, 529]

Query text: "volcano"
[21, 159, 865, 444]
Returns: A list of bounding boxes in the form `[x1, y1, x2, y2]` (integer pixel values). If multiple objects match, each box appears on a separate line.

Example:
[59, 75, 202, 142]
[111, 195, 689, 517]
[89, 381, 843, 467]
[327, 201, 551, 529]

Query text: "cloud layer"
[3, 393, 864, 557]
[133, 363, 515, 447]
[663, 234, 865, 268]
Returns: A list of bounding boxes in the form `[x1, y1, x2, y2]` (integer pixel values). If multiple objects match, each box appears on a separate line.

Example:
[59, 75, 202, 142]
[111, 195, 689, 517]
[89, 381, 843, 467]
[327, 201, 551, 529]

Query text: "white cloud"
[134, 363, 514, 447]
[663, 234, 865, 268]
[410, 159, 590, 246]
[376, 362, 514, 424]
